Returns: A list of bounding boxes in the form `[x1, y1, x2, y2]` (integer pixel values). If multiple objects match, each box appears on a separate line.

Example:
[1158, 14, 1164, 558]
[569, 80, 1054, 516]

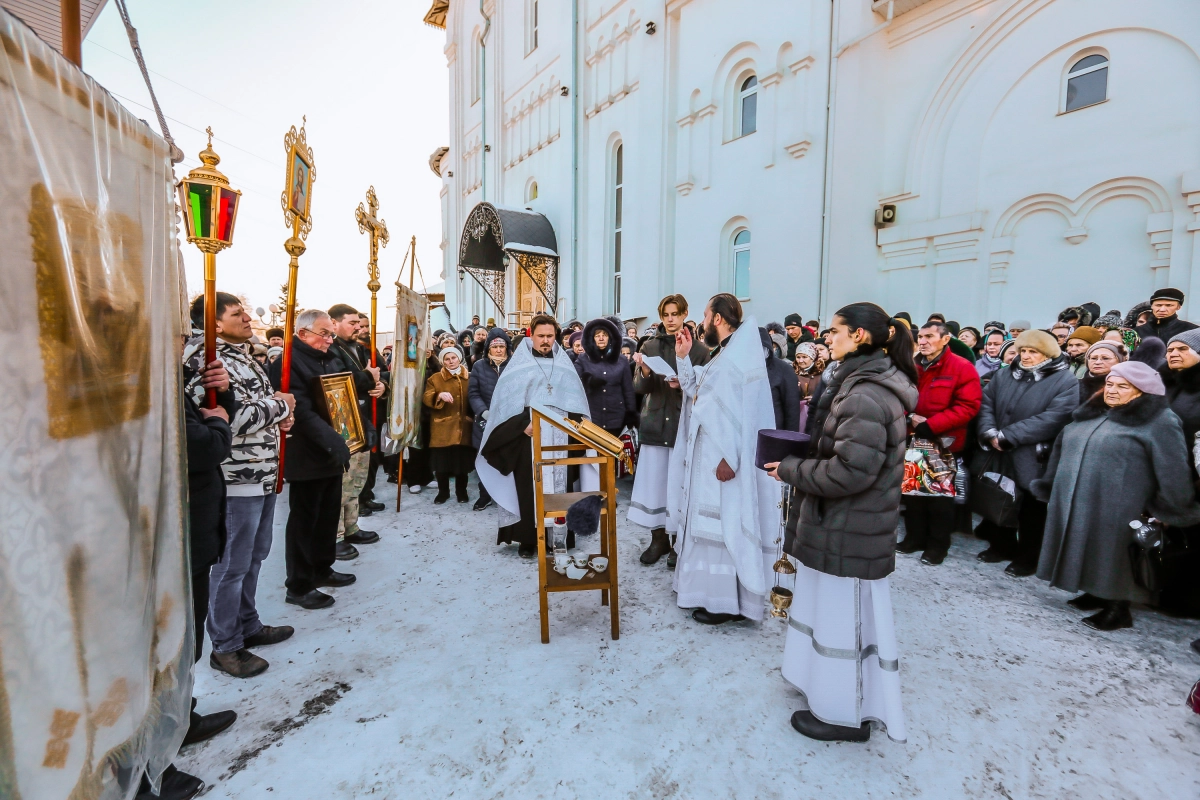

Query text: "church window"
[526, 0, 539, 55]
[1064, 54, 1107, 112]
[739, 75, 758, 137]
[733, 229, 750, 299]
[526, 180, 538, 202]
[612, 144, 624, 315]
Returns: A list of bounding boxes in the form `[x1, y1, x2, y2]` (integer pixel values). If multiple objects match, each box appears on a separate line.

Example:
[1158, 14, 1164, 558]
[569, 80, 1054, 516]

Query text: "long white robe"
[627, 443, 676, 532]
[668, 319, 778, 618]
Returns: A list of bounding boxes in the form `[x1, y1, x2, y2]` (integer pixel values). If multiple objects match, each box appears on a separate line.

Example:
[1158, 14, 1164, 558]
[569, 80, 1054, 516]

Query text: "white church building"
[422, 0, 1200, 330]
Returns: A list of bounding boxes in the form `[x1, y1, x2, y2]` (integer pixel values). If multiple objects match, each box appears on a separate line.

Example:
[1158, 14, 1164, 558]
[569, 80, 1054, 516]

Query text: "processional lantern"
[177, 127, 241, 407]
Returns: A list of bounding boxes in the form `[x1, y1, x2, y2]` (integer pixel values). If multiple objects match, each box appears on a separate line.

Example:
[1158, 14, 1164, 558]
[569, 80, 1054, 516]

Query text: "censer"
[770, 486, 797, 619]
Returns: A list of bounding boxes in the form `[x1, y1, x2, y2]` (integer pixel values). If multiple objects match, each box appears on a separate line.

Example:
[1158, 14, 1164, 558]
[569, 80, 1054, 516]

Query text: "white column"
[760, 71, 783, 169]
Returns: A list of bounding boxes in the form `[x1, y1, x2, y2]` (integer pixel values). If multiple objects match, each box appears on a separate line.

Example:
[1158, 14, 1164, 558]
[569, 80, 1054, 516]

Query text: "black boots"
[692, 609, 745, 625]
[640, 529, 672, 565]
[1083, 600, 1132, 631]
[1068, 593, 1106, 611]
[455, 473, 470, 503]
[434, 474, 451, 504]
[790, 710, 870, 743]
[335, 541, 359, 560]
[895, 537, 923, 555]
[1004, 561, 1036, 577]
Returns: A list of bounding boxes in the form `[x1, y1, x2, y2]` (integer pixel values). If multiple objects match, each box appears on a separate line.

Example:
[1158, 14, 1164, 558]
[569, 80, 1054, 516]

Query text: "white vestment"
[627, 444, 676, 532]
[668, 318, 778, 619]
[781, 563, 907, 742]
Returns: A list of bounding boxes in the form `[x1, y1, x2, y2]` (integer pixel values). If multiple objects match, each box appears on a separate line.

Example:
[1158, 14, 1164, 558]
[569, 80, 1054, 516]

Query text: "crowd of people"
[155, 285, 1200, 796]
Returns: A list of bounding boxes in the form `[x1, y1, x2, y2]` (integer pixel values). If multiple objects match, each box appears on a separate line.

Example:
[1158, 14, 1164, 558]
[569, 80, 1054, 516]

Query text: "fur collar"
[582, 317, 622, 363]
[1011, 354, 1070, 382]
[1072, 392, 1168, 426]
[1160, 361, 1200, 392]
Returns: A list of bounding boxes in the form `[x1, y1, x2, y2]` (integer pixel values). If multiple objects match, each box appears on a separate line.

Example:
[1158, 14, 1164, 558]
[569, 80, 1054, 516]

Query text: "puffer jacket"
[185, 336, 291, 493]
[975, 354, 1079, 490]
[574, 317, 636, 433]
[777, 349, 918, 581]
[634, 327, 711, 447]
[468, 327, 511, 448]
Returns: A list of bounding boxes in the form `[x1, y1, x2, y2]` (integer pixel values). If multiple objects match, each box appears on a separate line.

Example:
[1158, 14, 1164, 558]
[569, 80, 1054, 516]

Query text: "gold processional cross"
[355, 186, 390, 294]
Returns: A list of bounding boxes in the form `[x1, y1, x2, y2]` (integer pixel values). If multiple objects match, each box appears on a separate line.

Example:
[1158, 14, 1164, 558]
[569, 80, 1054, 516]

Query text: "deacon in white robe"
[668, 296, 779, 624]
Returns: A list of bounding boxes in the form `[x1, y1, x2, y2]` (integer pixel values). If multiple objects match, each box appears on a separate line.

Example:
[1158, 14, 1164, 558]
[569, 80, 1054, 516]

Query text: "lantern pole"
[203, 251, 218, 407]
[276, 118, 316, 493]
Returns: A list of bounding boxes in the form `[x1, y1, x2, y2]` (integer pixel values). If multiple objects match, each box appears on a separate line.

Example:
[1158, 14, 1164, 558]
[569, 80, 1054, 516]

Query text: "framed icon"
[286, 145, 313, 221]
[312, 372, 366, 454]
[404, 315, 420, 367]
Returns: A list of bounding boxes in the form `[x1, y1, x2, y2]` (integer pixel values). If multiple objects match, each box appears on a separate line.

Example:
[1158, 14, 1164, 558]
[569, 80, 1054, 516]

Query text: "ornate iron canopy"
[457, 202, 559, 316]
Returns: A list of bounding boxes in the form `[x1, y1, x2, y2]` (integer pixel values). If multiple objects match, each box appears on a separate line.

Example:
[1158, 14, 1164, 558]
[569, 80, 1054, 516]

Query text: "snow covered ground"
[179, 475, 1200, 798]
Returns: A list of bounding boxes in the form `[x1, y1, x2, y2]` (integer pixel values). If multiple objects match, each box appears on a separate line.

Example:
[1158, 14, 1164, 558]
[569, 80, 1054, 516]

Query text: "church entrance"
[457, 202, 559, 329]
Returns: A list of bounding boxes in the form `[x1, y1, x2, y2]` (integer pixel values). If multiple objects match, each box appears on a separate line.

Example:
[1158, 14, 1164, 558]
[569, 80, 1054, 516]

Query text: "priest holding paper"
[477, 315, 593, 557]
[629, 294, 711, 566]
[669, 294, 779, 624]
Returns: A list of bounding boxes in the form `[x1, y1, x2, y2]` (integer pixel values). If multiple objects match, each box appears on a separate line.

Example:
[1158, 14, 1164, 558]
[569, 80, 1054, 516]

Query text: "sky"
[83, 0, 449, 332]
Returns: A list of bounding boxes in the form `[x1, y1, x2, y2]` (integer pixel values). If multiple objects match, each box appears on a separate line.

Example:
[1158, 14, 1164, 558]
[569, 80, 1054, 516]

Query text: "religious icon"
[313, 373, 366, 454]
[287, 147, 313, 221]
[404, 315, 420, 367]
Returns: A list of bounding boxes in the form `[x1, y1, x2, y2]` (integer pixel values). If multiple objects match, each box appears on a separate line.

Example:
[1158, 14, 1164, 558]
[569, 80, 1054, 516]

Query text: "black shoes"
[457, 493, 470, 503]
[518, 543, 536, 558]
[181, 709, 237, 747]
[362, 499, 385, 512]
[667, 547, 678, 570]
[243, 625, 294, 648]
[286, 589, 335, 610]
[473, 496, 493, 511]
[209, 649, 268, 678]
[640, 529, 672, 565]
[920, 550, 946, 566]
[345, 529, 380, 545]
[895, 538, 924, 555]
[976, 548, 1008, 563]
[1004, 561, 1036, 577]
[316, 570, 357, 588]
[1068, 593, 1106, 611]
[789, 710, 870, 743]
[692, 609, 745, 625]
[136, 764, 204, 800]
[1083, 601, 1133, 631]
[433, 492, 450, 505]
[335, 541, 359, 560]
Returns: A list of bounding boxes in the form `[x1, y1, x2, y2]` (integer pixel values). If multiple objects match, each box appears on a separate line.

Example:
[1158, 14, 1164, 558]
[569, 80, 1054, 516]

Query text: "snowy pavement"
[179, 475, 1200, 798]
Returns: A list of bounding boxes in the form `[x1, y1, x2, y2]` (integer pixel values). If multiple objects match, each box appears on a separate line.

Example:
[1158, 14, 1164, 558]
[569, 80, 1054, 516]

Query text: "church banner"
[389, 284, 432, 448]
[0, 12, 192, 799]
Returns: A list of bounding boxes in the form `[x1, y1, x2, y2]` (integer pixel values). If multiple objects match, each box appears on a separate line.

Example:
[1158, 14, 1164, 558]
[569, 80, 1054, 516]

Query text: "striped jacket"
[184, 337, 291, 494]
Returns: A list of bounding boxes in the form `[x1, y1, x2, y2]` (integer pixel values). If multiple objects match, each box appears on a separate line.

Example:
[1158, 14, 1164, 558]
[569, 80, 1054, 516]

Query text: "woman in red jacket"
[897, 320, 982, 565]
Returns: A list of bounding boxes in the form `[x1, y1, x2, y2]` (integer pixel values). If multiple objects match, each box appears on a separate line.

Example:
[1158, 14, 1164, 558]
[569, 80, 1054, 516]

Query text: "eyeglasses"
[300, 328, 335, 340]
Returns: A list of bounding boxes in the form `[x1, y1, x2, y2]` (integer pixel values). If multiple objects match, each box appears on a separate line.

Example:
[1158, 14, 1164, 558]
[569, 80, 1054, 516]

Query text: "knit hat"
[983, 320, 1005, 334]
[1014, 329, 1061, 359]
[267, 346, 283, 359]
[1093, 313, 1124, 331]
[1009, 319, 1032, 331]
[784, 313, 803, 328]
[438, 343, 465, 365]
[1107, 361, 1165, 396]
[1084, 340, 1127, 362]
[1066, 326, 1102, 347]
[1169, 328, 1200, 354]
[1151, 287, 1185, 304]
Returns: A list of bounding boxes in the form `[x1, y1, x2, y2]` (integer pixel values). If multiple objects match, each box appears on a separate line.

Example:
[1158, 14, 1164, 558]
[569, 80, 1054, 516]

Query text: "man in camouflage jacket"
[185, 293, 296, 678]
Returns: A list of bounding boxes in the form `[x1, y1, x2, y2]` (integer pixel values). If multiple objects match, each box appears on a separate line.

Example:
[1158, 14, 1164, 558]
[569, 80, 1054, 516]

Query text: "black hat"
[894, 312, 913, 325]
[945, 320, 961, 336]
[755, 429, 810, 470]
[1081, 302, 1101, 321]
[1151, 287, 1185, 304]
[784, 313, 803, 328]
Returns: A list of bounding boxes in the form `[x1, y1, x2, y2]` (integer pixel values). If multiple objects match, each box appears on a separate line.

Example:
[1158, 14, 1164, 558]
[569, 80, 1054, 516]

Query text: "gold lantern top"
[177, 127, 242, 254]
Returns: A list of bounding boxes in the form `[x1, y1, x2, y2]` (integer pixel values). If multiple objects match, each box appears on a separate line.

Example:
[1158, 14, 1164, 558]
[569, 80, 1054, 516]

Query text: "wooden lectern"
[530, 406, 621, 643]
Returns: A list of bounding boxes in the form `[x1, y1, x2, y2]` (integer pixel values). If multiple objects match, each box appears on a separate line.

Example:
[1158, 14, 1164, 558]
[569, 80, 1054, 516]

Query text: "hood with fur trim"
[583, 317, 623, 363]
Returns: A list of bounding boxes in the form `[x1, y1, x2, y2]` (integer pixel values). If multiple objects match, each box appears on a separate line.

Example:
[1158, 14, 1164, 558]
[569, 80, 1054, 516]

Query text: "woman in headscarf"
[423, 343, 475, 504]
[1078, 340, 1127, 401]
[1032, 361, 1200, 630]
[793, 342, 825, 398]
[467, 328, 511, 510]
[976, 329, 1006, 384]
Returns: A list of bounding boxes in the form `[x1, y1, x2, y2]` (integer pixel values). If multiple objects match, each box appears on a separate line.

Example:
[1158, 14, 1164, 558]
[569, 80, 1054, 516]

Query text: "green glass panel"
[187, 183, 212, 239]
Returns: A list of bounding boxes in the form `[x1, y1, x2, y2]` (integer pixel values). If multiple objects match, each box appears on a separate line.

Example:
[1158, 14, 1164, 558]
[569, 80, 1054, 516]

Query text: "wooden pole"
[275, 221, 304, 493]
[60, 0, 81, 67]
[203, 251, 218, 408]
[409, 235, 416, 289]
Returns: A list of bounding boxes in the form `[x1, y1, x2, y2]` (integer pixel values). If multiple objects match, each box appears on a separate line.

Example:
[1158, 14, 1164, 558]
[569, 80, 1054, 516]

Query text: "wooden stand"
[531, 407, 620, 644]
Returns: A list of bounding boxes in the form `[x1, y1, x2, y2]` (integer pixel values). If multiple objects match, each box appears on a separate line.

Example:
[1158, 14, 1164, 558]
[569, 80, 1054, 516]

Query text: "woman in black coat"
[468, 327, 511, 510]
[574, 317, 636, 435]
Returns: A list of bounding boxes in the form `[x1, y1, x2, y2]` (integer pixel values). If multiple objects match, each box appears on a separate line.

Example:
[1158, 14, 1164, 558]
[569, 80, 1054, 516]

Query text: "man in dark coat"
[574, 317, 637, 434]
[1136, 287, 1197, 343]
[975, 330, 1079, 576]
[1157, 328, 1200, 616]
[467, 327, 511, 510]
[783, 312, 814, 361]
[759, 327, 800, 431]
[629, 294, 711, 565]
[898, 321, 982, 565]
[269, 310, 357, 609]
[354, 315, 390, 514]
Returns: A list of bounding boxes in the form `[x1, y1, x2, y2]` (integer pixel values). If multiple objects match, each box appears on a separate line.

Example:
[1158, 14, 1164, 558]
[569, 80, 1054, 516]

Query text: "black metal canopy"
[457, 202, 559, 315]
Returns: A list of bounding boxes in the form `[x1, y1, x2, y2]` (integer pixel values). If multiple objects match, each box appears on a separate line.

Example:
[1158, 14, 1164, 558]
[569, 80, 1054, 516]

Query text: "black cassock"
[481, 407, 581, 547]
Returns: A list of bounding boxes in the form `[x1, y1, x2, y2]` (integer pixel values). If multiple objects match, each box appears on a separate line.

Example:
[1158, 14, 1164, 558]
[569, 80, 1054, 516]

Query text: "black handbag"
[969, 450, 1022, 528]
[1128, 518, 1189, 592]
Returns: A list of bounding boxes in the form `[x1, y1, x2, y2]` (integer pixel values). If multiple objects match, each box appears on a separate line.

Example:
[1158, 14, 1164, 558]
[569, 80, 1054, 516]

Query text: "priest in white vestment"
[668, 294, 779, 624]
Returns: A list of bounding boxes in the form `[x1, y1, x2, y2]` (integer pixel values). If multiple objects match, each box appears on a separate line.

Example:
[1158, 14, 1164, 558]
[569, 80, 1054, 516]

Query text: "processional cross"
[356, 186, 390, 437]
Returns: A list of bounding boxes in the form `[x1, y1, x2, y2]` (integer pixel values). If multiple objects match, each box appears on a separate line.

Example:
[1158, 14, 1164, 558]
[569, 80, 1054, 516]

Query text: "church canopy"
[457, 202, 559, 319]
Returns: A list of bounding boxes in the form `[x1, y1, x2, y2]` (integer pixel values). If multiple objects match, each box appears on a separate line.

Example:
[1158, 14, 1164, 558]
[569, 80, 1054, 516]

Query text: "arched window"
[738, 75, 758, 137]
[526, 180, 538, 202]
[612, 144, 624, 314]
[1064, 54, 1108, 112]
[733, 229, 750, 299]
